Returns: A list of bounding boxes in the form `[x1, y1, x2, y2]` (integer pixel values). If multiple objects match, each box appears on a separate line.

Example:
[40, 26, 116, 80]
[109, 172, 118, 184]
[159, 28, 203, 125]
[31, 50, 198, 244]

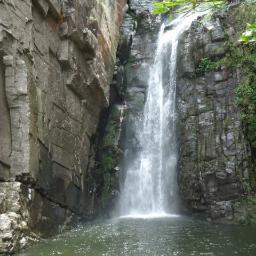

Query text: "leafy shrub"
[235, 42, 256, 146]
[240, 23, 256, 44]
[195, 57, 218, 75]
[236, 70, 256, 147]
[152, 0, 226, 16]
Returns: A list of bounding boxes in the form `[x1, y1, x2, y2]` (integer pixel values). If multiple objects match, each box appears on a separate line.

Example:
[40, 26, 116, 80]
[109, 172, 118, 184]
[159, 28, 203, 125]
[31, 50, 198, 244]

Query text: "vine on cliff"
[235, 21, 256, 148]
[235, 43, 256, 147]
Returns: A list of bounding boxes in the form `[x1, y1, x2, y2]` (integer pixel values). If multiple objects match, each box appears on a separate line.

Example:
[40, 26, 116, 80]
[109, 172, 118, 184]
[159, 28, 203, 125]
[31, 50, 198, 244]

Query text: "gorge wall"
[176, 2, 256, 223]
[0, 0, 126, 253]
[1, 0, 256, 254]
[101, 0, 256, 223]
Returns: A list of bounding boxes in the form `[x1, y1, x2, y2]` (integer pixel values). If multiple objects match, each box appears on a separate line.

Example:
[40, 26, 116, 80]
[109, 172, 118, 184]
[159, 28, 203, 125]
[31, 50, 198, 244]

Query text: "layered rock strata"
[102, 2, 255, 223]
[0, 0, 126, 253]
[176, 6, 254, 223]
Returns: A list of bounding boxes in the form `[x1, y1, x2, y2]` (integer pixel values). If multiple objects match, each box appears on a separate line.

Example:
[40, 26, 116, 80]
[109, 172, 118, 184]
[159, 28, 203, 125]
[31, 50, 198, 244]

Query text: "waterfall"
[119, 14, 199, 218]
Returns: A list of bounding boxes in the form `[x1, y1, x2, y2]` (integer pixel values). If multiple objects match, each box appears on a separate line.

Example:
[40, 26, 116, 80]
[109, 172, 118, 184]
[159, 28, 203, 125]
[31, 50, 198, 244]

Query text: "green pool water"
[18, 216, 256, 256]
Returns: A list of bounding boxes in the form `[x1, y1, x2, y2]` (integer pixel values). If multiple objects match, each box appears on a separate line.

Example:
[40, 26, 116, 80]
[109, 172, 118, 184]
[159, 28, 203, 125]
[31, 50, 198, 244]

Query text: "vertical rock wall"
[176, 7, 253, 223]
[0, 0, 126, 253]
[0, 59, 11, 180]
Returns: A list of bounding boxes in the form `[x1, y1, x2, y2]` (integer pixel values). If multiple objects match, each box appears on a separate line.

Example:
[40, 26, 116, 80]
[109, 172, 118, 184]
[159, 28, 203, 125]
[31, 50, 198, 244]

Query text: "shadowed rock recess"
[0, 0, 126, 253]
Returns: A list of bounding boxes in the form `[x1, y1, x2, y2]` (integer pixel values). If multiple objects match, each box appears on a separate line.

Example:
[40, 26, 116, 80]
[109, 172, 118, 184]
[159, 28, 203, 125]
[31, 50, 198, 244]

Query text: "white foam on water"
[118, 213, 181, 219]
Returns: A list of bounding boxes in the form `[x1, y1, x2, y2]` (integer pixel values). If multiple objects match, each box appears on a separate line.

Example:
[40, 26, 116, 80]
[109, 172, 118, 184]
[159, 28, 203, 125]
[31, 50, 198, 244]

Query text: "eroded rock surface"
[0, 0, 126, 252]
[103, 2, 256, 223]
[176, 8, 253, 223]
[0, 182, 34, 254]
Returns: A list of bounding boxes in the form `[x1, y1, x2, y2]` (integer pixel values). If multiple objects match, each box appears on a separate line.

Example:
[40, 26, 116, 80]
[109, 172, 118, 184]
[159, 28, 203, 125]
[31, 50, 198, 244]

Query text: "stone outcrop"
[0, 182, 33, 253]
[0, 0, 126, 253]
[176, 6, 254, 223]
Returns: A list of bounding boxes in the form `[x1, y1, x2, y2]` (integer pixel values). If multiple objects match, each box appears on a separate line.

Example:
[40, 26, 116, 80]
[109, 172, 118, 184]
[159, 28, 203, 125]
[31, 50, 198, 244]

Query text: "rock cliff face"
[176, 6, 255, 223]
[0, 0, 255, 253]
[101, 2, 256, 223]
[0, 0, 126, 253]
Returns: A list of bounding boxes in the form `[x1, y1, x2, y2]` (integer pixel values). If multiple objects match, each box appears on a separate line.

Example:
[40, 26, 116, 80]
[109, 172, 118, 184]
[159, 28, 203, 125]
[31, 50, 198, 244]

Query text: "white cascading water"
[120, 14, 200, 218]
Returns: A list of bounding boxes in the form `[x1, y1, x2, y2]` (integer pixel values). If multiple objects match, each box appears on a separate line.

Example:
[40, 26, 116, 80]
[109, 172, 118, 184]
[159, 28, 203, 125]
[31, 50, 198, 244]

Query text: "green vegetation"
[222, 2, 256, 149]
[98, 105, 123, 210]
[240, 23, 256, 43]
[246, 196, 256, 224]
[234, 43, 256, 147]
[101, 154, 114, 173]
[195, 57, 218, 75]
[236, 81, 256, 147]
[237, 196, 256, 225]
[205, 32, 256, 147]
[152, 0, 226, 16]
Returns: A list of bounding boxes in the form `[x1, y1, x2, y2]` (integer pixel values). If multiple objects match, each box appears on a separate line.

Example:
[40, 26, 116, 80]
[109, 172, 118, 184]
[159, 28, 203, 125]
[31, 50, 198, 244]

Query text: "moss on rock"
[97, 104, 124, 213]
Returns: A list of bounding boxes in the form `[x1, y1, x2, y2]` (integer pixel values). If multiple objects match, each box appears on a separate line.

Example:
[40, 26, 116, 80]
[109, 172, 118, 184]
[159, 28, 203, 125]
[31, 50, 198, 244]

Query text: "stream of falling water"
[119, 14, 200, 218]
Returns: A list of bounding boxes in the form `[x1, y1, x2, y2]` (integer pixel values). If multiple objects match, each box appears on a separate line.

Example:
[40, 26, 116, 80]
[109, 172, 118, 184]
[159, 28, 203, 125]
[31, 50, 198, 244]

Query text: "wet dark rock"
[205, 42, 226, 58]
[129, 0, 154, 14]
[210, 19, 225, 42]
[176, 9, 252, 223]
[118, 13, 136, 65]
[96, 0, 161, 215]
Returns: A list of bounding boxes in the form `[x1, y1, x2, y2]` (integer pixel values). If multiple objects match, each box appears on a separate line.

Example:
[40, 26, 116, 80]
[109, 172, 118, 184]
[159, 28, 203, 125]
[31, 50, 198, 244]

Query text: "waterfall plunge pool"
[18, 216, 256, 256]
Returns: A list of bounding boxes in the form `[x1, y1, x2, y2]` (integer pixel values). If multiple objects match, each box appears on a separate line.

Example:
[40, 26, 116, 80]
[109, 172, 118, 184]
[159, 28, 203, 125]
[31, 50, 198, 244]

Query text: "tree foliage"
[235, 43, 256, 147]
[240, 23, 256, 43]
[152, 0, 226, 15]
